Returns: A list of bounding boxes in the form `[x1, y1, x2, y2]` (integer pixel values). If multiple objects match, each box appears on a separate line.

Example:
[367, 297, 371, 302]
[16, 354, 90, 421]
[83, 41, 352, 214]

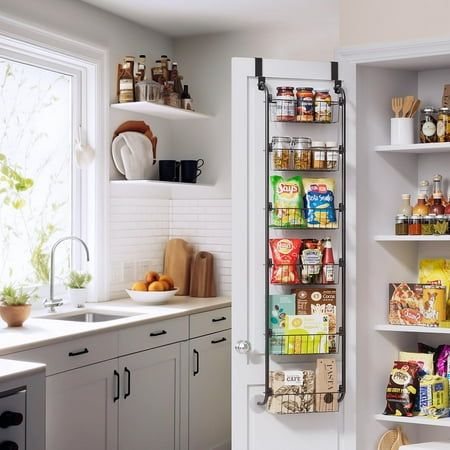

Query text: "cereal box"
[269, 294, 296, 354]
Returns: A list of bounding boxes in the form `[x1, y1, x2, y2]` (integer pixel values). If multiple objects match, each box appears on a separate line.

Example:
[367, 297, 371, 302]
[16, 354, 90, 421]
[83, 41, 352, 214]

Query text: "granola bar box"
[388, 283, 446, 327]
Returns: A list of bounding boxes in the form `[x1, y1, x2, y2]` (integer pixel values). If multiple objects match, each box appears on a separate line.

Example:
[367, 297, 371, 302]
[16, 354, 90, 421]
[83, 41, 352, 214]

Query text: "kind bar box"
[315, 358, 338, 412]
[269, 294, 296, 354]
[292, 287, 337, 352]
[389, 283, 446, 327]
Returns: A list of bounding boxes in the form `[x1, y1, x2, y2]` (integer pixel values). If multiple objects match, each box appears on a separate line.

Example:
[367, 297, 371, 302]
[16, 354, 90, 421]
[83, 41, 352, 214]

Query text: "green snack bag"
[271, 175, 305, 227]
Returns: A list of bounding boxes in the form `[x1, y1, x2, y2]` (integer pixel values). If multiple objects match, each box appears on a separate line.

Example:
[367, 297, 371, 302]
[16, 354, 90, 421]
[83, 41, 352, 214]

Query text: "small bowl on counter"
[125, 288, 179, 304]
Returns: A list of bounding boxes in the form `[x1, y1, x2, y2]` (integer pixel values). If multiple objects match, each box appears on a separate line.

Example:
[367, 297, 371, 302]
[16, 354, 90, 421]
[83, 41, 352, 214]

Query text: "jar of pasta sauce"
[275, 86, 295, 121]
[296, 87, 314, 122]
[314, 90, 332, 122]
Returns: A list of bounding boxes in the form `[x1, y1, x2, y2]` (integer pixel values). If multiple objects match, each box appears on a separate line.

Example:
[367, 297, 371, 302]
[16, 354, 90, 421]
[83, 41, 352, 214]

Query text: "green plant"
[0, 284, 34, 306]
[65, 271, 92, 289]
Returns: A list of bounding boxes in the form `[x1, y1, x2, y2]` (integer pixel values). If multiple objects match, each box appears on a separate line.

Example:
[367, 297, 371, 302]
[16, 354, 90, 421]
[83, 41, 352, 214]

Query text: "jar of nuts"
[291, 137, 312, 170]
[271, 136, 291, 170]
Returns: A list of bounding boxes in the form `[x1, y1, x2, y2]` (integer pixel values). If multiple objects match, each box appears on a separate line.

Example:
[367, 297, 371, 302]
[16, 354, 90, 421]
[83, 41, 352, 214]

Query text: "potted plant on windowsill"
[0, 285, 34, 327]
[65, 271, 92, 306]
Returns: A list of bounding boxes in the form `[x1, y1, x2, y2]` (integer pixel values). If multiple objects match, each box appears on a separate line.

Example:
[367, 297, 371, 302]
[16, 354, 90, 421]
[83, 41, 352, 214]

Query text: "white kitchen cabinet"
[46, 358, 118, 450]
[118, 343, 181, 450]
[188, 329, 231, 450]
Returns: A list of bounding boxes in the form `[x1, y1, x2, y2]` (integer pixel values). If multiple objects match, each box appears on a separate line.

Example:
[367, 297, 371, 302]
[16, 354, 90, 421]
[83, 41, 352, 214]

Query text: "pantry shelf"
[110, 180, 214, 188]
[374, 143, 450, 154]
[374, 235, 450, 242]
[110, 101, 211, 120]
[375, 324, 450, 334]
[375, 414, 450, 427]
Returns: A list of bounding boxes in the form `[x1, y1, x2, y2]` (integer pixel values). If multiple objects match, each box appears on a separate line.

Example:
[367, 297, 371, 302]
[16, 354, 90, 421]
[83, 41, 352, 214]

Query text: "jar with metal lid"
[292, 137, 312, 170]
[420, 107, 438, 143]
[271, 136, 291, 170]
[395, 214, 409, 235]
[311, 141, 326, 169]
[408, 215, 422, 235]
[296, 87, 314, 122]
[437, 107, 450, 142]
[325, 141, 339, 170]
[314, 90, 332, 123]
[275, 87, 295, 121]
[434, 214, 448, 235]
[446, 215, 450, 235]
[421, 215, 434, 235]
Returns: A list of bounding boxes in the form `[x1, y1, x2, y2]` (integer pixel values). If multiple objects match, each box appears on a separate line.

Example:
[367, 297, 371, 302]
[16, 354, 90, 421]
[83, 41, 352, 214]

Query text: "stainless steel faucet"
[44, 236, 90, 312]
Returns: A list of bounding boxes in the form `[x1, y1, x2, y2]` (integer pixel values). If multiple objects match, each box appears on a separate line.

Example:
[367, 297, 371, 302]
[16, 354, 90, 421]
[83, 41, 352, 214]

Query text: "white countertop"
[0, 359, 45, 383]
[0, 296, 231, 356]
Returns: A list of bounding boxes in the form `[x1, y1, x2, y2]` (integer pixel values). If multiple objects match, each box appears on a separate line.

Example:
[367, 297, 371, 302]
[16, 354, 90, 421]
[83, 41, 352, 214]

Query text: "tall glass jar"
[437, 107, 450, 142]
[311, 141, 326, 170]
[292, 137, 312, 170]
[314, 90, 332, 123]
[420, 107, 438, 143]
[271, 136, 291, 170]
[296, 88, 314, 122]
[275, 87, 295, 122]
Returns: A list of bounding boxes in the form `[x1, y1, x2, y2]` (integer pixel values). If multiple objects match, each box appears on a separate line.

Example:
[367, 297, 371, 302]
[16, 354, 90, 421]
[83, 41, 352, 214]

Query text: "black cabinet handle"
[193, 349, 199, 376]
[113, 370, 120, 402]
[124, 367, 131, 399]
[211, 337, 227, 344]
[0, 441, 19, 450]
[0, 411, 23, 428]
[68, 348, 89, 357]
[212, 317, 226, 323]
[149, 330, 167, 337]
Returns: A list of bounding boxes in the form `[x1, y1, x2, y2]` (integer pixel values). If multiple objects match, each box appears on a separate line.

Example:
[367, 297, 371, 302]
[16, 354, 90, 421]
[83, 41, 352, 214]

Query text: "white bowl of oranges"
[126, 272, 178, 304]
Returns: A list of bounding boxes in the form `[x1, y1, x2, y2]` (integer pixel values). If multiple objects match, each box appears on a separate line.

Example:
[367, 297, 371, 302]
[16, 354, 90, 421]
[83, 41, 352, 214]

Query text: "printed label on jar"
[276, 99, 295, 119]
[422, 121, 437, 137]
[437, 120, 446, 137]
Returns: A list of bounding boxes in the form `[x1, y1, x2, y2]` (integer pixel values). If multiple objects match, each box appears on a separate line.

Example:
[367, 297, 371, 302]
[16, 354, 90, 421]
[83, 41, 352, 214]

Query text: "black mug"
[180, 159, 204, 183]
[159, 160, 180, 182]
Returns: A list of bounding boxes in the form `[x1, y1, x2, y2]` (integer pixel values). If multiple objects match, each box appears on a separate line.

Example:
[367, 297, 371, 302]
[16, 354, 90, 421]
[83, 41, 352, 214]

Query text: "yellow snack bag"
[419, 259, 450, 317]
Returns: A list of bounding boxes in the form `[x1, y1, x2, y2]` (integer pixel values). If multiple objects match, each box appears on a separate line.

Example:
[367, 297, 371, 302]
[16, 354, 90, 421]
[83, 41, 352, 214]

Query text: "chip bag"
[270, 238, 302, 284]
[302, 178, 337, 228]
[418, 258, 450, 316]
[271, 175, 305, 227]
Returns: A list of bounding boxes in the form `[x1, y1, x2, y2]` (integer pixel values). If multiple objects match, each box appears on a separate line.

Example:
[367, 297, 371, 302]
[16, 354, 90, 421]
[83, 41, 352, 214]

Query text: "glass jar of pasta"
[271, 136, 291, 170]
[292, 137, 312, 170]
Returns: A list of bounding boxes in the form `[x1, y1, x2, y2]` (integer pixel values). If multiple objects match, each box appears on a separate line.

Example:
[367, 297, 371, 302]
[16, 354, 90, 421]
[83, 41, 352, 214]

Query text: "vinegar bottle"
[322, 238, 335, 284]
[430, 193, 445, 215]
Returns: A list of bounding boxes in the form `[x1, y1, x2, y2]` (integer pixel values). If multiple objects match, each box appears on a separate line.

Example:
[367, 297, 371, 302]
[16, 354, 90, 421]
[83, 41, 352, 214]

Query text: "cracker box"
[389, 283, 446, 327]
[269, 294, 296, 354]
[284, 314, 329, 354]
[292, 287, 337, 352]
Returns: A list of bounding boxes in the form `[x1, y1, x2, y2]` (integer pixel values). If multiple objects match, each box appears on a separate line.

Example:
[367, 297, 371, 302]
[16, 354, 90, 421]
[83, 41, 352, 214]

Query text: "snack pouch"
[302, 178, 337, 228]
[419, 375, 449, 418]
[271, 175, 305, 227]
[384, 361, 420, 417]
[418, 258, 450, 316]
[270, 239, 302, 284]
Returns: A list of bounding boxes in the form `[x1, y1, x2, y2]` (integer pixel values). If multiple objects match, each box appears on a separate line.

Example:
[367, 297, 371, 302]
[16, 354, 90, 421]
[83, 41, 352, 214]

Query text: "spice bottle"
[118, 56, 135, 103]
[152, 59, 163, 83]
[322, 238, 335, 284]
[311, 141, 326, 170]
[408, 215, 422, 235]
[395, 215, 409, 235]
[160, 55, 169, 81]
[430, 193, 445, 215]
[419, 180, 431, 203]
[434, 215, 448, 235]
[181, 85, 193, 110]
[433, 174, 443, 196]
[325, 141, 339, 170]
[412, 194, 429, 216]
[398, 194, 412, 217]
[136, 54, 146, 82]
[421, 215, 434, 235]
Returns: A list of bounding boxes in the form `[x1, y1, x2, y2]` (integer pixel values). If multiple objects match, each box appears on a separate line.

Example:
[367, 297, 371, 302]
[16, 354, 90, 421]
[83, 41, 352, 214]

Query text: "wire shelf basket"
[266, 391, 340, 414]
[270, 99, 340, 124]
[269, 331, 341, 356]
[269, 262, 340, 286]
[269, 206, 340, 229]
[270, 146, 341, 172]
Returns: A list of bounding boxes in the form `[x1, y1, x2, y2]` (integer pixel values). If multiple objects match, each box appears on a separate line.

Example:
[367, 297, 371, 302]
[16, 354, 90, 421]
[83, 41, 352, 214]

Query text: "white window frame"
[0, 13, 109, 302]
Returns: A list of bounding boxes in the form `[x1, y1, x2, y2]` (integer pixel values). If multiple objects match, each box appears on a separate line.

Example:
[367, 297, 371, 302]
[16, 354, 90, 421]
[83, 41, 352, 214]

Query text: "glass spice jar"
[420, 107, 438, 143]
[325, 141, 339, 170]
[292, 137, 312, 170]
[446, 215, 450, 235]
[395, 214, 409, 235]
[434, 214, 448, 235]
[311, 141, 326, 170]
[276, 86, 296, 121]
[271, 136, 291, 170]
[421, 215, 434, 235]
[314, 90, 332, 123]
[408, 215, 422, 235]
[437, 107, 450, 142]
[296, 87, 314, 122]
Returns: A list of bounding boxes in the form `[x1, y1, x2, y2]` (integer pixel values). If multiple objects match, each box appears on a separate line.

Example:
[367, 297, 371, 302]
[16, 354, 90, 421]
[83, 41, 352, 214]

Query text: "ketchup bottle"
[322, 238, 335, 284]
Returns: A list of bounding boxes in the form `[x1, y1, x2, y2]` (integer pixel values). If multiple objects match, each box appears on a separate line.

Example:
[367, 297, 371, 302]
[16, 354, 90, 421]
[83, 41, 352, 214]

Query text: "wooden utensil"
[407, 99, 421, 118]
[392, 97, 403, 118]
[390, 427, 404, 450]
[402, 96, 415, 118]
[377, 429, 398, 450]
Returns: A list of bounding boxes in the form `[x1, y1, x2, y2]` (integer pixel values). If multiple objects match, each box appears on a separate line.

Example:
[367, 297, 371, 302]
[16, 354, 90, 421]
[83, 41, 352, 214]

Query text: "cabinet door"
[46, 359, 118, 450]
[119, 343, 181, 450]
[189, 330, 231, 450]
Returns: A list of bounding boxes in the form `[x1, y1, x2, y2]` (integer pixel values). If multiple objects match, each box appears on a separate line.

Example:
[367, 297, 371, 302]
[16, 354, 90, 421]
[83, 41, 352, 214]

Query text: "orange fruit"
[160, 280, 171, 291]
[131, 281, 148, 291]
[145, 271, 160, 284]
[148, 281, 164, 291]
[159, 275, 174, 289]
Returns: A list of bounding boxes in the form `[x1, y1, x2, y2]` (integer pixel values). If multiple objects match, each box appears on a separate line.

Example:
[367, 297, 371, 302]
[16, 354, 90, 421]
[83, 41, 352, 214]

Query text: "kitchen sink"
[40, 311, 135, 322]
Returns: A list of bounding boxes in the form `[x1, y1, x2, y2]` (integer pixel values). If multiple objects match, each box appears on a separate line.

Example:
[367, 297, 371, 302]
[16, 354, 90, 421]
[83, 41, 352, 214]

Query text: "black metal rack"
[257, 61, 347, 413]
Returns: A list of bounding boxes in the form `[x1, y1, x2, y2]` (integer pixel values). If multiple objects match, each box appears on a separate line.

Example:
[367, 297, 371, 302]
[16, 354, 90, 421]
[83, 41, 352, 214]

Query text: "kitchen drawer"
[6, 332, 118, 376]
[118, 316, 188, 356]
[189, 307, 231, 338]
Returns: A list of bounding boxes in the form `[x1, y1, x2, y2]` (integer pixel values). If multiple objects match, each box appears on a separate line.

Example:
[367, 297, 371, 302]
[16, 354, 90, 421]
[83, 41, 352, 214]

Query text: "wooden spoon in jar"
[407, 99, 421, 118]
[402, 96, 415, 118]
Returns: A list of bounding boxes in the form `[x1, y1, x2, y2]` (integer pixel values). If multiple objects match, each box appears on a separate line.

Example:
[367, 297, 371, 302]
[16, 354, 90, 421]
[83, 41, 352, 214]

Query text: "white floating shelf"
[375, 324, 450, 334]
[111, 102, 211, 120]
[110, 180, 213, 188]
[375, 414, 450, 427]
[374, 143, 450, 154]
[374, 235, 450, 242]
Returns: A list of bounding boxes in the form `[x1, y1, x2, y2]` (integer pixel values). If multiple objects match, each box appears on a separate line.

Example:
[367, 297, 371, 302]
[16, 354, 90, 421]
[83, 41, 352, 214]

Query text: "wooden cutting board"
[163, 239, 194, 296]
[190, 251, 217, 298]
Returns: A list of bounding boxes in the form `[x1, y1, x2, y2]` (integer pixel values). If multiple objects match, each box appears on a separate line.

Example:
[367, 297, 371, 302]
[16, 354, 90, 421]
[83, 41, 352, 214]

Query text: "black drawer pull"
[193, 349, 199, 376]
[113, 370, 120, 402]
[211, 337, 227, 344]
[124, 367, 131, 399]
[149, 330, 167, 337]
[212, 317, 226, 323]
[68, 348, 89, 357]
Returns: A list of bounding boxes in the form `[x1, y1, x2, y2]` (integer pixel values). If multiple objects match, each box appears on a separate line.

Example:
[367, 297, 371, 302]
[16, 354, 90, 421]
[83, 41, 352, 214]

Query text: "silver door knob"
[234, 340, 251, 354]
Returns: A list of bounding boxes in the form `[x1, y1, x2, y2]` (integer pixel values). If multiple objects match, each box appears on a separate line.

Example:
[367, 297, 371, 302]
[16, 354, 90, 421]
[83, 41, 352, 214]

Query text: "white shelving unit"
[374, 235, 450, 242]
[374, 143, 450, 154]
[375, 414, 450, 428]
[110, 180, 213, 188]
[111, 102, 211, 120]
[375, 324, 450, 334]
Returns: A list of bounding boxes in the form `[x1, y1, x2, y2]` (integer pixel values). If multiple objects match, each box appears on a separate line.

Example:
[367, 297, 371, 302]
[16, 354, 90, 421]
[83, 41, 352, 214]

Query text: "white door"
[231, 57, 351, 450]
[188, 329, 231, 450]
[118, 343, 181, 450]
[46, 359, 118, 450]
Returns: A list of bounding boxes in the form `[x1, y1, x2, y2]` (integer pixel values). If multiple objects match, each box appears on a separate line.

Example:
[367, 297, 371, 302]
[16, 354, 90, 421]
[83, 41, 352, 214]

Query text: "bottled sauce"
[419, 180, 431, 204]
[398, 194, 412, 217]
[118, 56, 135, 103]
[296, 87, 314, 122]
[276, 86, 295, 121]
[395, 214, 409, 235]
[445, 190, 450, 215]
[181, 85, 193, 110]
[170, 62, 183, 95]
[408, 215, 422, 235]
[433, 174, 443, 195]
[412, 194, 429, 216]
[314, 90, 332, 123]
[136, 54, 146, 82]
[420, 107, 438, 143]
[430, 193, 445, 215]
[322, 238, 335, 284]
[151, 59, 163, 83]
[160, 54, 169, 81]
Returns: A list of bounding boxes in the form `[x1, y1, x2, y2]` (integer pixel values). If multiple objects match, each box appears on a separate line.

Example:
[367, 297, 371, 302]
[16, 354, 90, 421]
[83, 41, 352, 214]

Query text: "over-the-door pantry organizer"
[257, 62, 347, 413]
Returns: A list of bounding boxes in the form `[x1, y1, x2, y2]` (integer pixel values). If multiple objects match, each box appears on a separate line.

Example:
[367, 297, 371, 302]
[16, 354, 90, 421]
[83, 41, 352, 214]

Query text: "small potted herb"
[0, 285, 34, 327]
[65, 271, 92, 305]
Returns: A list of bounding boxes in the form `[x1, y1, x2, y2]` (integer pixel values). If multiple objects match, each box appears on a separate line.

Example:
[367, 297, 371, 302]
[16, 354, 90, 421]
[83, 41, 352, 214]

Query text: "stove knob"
[0, 442, 19, 450]
[0, 411, 23, 428]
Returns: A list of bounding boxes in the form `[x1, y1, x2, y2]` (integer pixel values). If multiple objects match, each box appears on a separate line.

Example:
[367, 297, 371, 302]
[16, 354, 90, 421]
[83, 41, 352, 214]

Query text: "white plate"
[125, 288, 179, 304]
